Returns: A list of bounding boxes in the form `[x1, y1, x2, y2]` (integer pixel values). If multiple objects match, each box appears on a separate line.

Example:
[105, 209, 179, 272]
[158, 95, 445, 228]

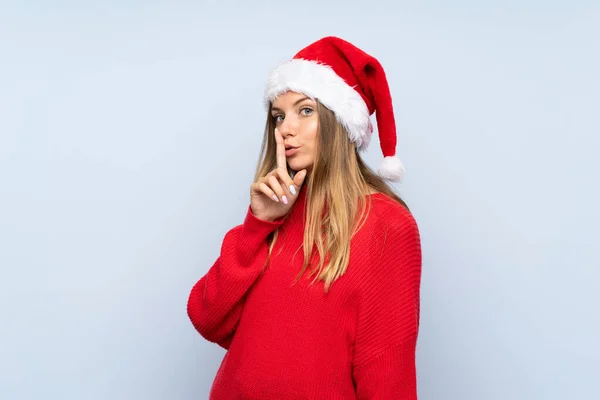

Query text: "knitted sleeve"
[351, 209, 422, 399]
[187, 205, 285, 349]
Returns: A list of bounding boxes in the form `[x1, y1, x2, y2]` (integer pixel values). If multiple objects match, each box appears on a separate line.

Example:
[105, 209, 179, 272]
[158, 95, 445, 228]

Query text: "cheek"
[302, 118, 319, 146]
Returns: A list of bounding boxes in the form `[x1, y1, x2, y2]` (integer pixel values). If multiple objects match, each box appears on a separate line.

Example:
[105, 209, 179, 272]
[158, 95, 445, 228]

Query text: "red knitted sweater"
[187, 184, 422, 399]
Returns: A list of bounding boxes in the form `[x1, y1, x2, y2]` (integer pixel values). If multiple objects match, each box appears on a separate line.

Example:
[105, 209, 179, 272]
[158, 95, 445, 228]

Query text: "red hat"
[264, 36, 405, 182]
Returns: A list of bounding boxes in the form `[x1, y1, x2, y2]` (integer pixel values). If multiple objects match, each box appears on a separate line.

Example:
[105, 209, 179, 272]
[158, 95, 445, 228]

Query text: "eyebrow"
[271, 96, 313, 112]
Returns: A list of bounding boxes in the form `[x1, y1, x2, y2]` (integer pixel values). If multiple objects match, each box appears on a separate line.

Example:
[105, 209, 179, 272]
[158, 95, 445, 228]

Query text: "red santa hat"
[264, 36, 405, 182]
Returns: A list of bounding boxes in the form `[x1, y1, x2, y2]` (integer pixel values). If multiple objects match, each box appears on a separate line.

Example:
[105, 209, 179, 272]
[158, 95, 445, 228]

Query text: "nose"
[277, 115, 298, 138]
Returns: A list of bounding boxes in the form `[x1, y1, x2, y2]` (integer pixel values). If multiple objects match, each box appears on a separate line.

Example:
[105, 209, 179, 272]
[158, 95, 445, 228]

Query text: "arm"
[352, 211, 422, 399]
[187, 205, 285, 349]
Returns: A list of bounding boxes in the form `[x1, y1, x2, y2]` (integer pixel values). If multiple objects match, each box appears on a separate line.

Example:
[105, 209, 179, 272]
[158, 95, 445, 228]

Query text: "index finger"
[274, 128, 287, 171]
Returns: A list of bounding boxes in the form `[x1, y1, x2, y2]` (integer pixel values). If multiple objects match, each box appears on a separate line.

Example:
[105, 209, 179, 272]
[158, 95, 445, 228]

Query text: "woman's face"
[271, 91, 319, 173]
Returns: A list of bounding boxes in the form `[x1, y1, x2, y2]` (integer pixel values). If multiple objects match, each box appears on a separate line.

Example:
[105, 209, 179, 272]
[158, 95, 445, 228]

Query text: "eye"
[300, 107, 314, 116]
[272, 114, 284, 123]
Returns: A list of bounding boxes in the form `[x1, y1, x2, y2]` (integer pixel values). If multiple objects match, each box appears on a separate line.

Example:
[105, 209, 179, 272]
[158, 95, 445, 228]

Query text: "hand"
[250, 128, 308, 222]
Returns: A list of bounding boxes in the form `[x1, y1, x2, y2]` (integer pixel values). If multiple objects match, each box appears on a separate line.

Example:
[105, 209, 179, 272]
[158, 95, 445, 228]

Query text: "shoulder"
[369, 194, 419, 238]
[363, 195, 421, 274]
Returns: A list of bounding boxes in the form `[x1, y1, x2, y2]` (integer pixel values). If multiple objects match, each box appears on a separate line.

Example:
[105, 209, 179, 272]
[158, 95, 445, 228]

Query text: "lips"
[285, 147, 300, 156]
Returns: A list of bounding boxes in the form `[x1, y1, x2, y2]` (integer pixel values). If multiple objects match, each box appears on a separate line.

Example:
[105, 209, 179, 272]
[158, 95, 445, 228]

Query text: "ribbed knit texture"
[187, 184, 422, 399]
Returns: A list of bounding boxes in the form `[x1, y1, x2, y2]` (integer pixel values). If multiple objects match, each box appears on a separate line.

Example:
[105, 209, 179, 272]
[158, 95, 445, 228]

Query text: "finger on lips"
[274, 128, 297, 198]
[275, 128, 287, 171]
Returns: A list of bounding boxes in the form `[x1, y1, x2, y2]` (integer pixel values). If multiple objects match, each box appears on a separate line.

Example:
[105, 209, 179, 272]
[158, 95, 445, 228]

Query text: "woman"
[187, 36, 422, 399]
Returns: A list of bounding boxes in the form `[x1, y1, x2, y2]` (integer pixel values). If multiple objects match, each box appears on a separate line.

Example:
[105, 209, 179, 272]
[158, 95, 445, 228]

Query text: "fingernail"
[282, 195, 288, 204]
[272, 195, 279, 202]
[289, 185, 296, 195]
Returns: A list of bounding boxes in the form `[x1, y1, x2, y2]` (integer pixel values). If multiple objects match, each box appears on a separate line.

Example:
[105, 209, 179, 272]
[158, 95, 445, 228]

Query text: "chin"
[289, 159, 311, 172]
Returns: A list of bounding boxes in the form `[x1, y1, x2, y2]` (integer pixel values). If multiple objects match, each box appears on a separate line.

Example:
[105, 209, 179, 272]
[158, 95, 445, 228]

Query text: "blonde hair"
[253, 100, 409, 293]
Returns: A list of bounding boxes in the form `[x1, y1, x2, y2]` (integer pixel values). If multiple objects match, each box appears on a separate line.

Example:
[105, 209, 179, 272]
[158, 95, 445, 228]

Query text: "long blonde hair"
[253, 100, 409, 293]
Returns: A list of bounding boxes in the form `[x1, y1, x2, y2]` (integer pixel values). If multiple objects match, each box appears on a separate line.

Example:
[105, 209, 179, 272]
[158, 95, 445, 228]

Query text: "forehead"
[272, 90, 315, 106]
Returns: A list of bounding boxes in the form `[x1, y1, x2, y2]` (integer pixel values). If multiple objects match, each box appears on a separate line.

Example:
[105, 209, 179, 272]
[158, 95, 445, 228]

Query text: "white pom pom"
[377, 155, 405, 182]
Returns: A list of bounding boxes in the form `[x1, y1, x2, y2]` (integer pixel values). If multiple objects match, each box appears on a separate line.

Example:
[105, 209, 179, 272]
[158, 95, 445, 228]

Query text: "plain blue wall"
[1, 1, 598, 399]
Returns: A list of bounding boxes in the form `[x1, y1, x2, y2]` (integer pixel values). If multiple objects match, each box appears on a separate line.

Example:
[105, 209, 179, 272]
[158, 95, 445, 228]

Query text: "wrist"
[250, 207, 275, 222]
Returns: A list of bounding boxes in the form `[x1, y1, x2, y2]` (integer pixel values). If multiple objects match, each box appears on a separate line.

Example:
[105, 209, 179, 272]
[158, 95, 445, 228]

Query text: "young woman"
[187, 36, 422, 399]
